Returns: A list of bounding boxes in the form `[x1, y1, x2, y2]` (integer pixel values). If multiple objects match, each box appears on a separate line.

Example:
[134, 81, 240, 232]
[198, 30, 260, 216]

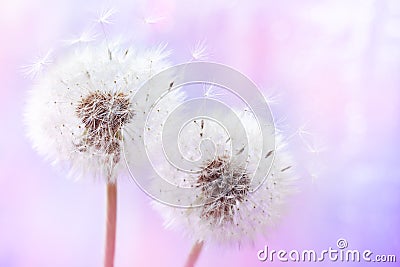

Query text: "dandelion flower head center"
[75, 91, 133, 162]
[197, 156, 250, 223]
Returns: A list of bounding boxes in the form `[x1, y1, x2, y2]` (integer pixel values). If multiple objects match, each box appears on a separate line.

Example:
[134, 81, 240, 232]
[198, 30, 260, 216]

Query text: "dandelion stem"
[104, 182, 117, 267]
[184, 241, 204, 267]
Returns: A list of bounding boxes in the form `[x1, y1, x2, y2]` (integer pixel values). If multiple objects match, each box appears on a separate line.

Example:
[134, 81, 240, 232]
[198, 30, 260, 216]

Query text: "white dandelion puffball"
[25, 40, 183, 183]
[152, 110, 296, 245]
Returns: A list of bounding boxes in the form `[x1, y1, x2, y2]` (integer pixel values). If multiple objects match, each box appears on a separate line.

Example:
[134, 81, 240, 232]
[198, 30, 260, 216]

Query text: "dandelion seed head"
[25, 40, 183, 182]
[75, 91, 134, 164]
[197, 156, 250, 224]
[152, 111, 297, 245]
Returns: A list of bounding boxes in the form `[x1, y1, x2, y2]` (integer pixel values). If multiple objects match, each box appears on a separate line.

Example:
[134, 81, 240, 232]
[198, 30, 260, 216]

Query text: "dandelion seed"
[298, 123, 313, 138]
[63, 28, 98, 46]
[21, 50, 53, 79]
[190, 40, 209, 61]
[143, 15, 166, 24]
[274, 116, 289, 134]
[305, 140, 325, 155]
[96, 7, 117, 25]
[264, 88, 282, 105]
[203, 84, 226, 99]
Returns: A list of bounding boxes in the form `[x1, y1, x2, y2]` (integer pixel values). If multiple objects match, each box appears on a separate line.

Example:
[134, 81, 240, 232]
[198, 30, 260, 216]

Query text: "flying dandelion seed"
[190, 40, 209, 61]
[63, 28, 99, 46]
[96, 7, 118, 25]
[21, 50, 53, 79]
[143, 15, 166, 24]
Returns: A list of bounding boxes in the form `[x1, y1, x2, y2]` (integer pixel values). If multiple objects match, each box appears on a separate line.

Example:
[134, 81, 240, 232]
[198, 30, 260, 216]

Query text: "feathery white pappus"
[152, 111, 297, 245]
[24, 40, 184, 183]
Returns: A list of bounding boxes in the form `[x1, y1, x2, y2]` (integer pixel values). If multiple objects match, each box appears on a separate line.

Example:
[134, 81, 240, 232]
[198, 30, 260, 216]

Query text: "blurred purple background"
[1, 0, 399, 266]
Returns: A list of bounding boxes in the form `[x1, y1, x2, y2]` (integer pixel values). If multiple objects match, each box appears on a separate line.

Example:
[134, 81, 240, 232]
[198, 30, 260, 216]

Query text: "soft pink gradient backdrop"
[1, 0, 399, 266]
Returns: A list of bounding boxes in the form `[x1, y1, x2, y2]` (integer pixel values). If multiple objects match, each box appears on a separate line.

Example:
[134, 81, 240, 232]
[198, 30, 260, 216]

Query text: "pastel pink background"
[1, 0, 399, 266]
